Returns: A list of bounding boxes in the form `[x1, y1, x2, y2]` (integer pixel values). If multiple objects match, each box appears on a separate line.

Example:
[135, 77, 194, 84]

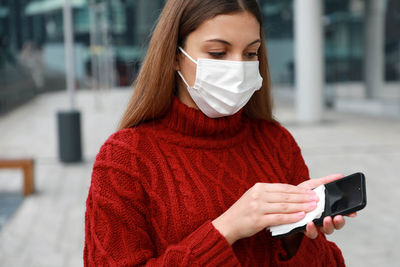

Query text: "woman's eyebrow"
[247, 39, 261, 47]
[205, 39, 232, 45]
[205, 39, 261, 47]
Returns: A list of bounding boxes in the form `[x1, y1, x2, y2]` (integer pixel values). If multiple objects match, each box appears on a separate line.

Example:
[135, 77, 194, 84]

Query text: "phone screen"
[326, 172, 366, 217]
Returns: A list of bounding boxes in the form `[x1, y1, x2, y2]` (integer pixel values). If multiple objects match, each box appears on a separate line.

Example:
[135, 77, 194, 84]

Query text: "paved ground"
[0, 89, 399, 266]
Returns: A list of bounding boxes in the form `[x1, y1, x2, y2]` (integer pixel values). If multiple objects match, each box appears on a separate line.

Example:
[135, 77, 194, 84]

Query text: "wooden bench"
[0, 159, 35, 196]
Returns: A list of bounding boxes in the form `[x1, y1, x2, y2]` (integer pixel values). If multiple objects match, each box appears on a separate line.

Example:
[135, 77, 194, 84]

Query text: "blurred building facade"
[0, 0, 399, 115]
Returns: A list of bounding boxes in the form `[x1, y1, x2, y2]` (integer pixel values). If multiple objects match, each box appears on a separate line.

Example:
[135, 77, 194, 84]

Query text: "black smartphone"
[274, 172, 367, 238]
[321, 172, 367, 219]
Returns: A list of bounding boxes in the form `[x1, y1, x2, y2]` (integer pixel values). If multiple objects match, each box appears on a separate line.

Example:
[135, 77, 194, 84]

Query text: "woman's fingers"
[262, 211, 306, 227]
[260, 183, 313, 194]
[250, 184, 319, 214]
[321, 216, 335, 234]
[262, 201, 317, 214]
[298, 174, 345, 190]
[347, 212, 357, 218]
[332, 215, 346, 230]
[321, 216, 346, 234]
[250, 183, 319, 214]
[305, 217, 344, 239]
[304, 215, 348, 239]
[261, 191, 319, 204]
[304, 222, 318, 239]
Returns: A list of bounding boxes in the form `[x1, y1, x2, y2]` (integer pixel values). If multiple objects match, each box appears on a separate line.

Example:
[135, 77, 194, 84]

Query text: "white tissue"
[269, 184, 326, 236]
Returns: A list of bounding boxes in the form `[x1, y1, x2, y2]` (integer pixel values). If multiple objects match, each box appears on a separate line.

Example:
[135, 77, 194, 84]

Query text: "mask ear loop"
[177, 47, 197, 88]
[178, 47, 197, 65]
[177, 70, 191, 88]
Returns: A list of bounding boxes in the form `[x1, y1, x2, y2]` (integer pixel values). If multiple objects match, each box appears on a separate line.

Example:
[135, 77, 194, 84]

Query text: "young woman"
[84, 0, 355, 266]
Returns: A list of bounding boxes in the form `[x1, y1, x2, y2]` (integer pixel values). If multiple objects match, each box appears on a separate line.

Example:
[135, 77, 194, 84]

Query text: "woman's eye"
[208, 52, 226, 58]
[246, 52, 259, 59]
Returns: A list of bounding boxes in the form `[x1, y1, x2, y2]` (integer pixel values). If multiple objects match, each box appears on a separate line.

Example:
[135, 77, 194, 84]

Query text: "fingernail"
[309, 195, 319, 201]
[296, 211, 305, 217]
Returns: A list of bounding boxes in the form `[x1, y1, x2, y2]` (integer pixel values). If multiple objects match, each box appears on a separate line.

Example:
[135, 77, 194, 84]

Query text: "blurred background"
[0, 0, 399, 266]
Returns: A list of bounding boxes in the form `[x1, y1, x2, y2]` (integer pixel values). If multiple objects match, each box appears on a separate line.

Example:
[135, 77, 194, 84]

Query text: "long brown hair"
[119, 0, 274, 129]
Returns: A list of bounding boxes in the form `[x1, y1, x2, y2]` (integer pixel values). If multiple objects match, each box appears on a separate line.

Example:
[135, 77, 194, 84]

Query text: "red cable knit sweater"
[84, 96, 345, 266]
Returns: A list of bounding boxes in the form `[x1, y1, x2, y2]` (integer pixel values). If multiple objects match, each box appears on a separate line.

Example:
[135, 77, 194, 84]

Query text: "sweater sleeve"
[84, 132, 240, 267]
[271, 126, 346, 267]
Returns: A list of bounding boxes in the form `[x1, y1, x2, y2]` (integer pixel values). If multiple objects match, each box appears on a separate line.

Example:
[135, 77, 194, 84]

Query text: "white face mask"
[177, 47, 263, 118]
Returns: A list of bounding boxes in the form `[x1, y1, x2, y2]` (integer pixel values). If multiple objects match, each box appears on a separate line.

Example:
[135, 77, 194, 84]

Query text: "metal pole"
[294, 0, 324, 123]
[63, 0, 75, 110]
[57, 0, 82, 163]
[364, 0, 386, 99]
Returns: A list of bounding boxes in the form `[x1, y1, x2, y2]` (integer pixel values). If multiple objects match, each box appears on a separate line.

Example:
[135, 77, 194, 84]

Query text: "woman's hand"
[304, 213, 356, 239]
[298, 174, 358, 239]
[212, 182, 319, 245]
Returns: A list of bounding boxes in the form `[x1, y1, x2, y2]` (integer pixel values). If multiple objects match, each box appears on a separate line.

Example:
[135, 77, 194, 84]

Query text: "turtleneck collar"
[160, 96, 247, 140]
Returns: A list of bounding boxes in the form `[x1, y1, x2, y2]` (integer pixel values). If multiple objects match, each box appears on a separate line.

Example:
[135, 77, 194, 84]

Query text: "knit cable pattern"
[84, 96, 345, 266]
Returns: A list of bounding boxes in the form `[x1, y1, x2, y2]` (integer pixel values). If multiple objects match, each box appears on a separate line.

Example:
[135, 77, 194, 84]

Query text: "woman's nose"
[229, 54, 246, 61]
